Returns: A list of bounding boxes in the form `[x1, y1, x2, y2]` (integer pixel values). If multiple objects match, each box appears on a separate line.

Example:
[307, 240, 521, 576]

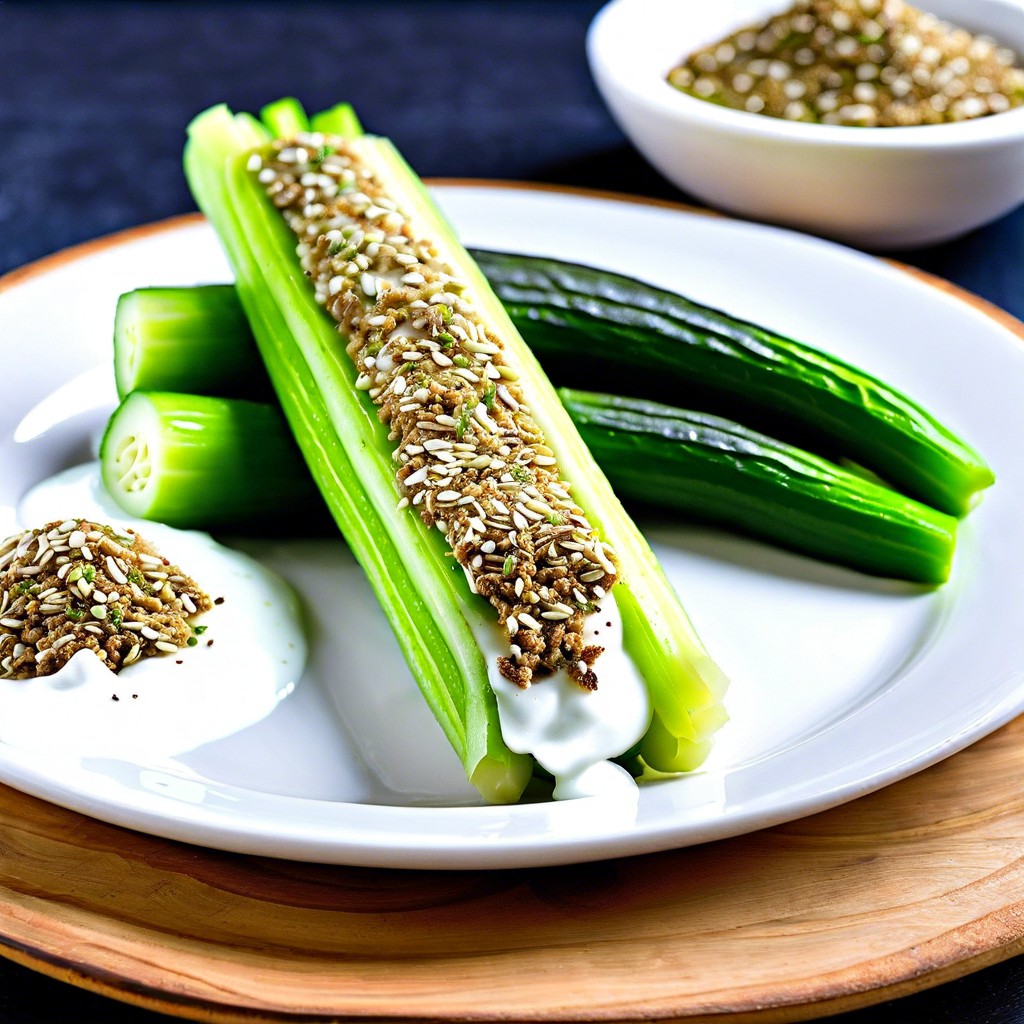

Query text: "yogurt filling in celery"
[471, 599, 651, 800]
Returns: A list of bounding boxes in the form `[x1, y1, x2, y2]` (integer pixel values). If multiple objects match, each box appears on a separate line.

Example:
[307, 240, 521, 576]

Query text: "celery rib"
[184, 99, 727, 794]
[185, 103, 530, 802]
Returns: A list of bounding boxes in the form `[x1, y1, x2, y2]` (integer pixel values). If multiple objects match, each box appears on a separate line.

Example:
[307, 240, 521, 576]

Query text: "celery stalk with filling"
[183, 99, 728, 799]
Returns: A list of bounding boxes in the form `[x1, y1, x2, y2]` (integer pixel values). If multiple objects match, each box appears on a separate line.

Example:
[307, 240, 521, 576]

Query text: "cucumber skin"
[561, 391, 956, 585]
[468, 249, 994, 519]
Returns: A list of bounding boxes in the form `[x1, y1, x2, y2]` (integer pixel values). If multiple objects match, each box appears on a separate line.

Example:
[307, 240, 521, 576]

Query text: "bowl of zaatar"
[587, 0, 1024, 248]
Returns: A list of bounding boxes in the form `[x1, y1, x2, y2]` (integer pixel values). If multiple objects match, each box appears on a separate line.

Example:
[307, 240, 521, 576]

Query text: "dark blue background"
[2, 3, 1023, 1022]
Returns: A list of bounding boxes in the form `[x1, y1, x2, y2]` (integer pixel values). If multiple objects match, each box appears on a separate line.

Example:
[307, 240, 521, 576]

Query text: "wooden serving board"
[2, 713, 1024, 1023]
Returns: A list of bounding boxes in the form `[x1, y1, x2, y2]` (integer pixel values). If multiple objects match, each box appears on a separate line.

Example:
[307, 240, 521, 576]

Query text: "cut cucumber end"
[112, 292, 140, 399]
[100, 392, 164, 519]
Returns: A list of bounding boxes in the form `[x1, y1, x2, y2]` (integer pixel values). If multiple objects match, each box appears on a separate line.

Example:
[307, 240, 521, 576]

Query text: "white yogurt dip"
[2, 464, 305, 760]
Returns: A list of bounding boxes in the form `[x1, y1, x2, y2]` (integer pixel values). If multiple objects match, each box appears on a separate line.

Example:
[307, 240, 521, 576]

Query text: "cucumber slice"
[114, 285, 270, 400]
[99, 391, 321, 530]
[560, 389, 957, 584]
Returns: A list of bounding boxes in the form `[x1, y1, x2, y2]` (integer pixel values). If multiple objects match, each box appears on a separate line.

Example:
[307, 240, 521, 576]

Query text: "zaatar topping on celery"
[0, 519, 212, 678]
[253, 135, 617, 690]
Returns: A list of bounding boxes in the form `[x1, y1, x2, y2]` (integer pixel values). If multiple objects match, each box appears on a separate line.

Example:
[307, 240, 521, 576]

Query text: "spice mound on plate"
[667, 0, 1024, 126]
[0, 519, 212, 679]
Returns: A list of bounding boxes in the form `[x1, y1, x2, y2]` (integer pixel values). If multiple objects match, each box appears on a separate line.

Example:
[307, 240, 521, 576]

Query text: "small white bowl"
[587, 0, 1024, 248]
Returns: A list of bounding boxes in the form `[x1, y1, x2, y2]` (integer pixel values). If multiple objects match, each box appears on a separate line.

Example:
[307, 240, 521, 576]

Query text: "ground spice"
[667, 0, 1024, 125]
[0, 519, 211, 679]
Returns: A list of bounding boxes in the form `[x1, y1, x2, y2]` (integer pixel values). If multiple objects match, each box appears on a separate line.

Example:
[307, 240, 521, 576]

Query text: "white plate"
[2, 185, 1024, 869]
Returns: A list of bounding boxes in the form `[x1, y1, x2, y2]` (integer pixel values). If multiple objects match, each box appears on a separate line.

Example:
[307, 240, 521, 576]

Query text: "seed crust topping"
[0, 519, 212, 679]
[254, 136, 619, 689]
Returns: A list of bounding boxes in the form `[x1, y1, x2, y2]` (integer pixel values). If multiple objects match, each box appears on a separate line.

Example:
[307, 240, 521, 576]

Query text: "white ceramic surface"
[2, 186, 1024, 869]
[587, 0, 1024, 248]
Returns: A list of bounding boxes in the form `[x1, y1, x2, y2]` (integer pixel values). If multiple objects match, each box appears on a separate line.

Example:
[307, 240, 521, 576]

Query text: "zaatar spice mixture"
[668, 0, 1024, 125]
[251, 136, 617, 691]
[0, 519, 212, 679]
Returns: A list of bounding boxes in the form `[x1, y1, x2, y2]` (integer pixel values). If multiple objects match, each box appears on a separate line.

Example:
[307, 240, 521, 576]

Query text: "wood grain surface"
[2, 713, 1024, 1023]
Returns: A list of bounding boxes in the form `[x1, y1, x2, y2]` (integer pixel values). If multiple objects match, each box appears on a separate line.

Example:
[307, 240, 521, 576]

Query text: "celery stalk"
[310, 102, 363, 137]
[185, 103, 531, 802]
[184, 99, 727, 788]
[363, 137, 728, 770]
[259, 97, 310, 137]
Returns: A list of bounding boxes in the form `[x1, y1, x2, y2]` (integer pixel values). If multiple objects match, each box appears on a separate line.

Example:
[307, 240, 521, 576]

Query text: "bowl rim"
[587, 0, 1024, 150]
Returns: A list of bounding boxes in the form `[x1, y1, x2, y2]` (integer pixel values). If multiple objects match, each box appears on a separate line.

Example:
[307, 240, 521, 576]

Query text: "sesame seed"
[105, 555, 128, 585]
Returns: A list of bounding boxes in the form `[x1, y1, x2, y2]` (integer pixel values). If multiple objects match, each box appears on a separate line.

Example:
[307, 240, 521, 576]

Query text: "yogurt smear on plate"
[2, 464, 305, 761]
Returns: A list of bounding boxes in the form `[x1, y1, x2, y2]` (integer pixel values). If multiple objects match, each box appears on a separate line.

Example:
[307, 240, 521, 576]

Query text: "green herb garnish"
[456, 405, 472, 440]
